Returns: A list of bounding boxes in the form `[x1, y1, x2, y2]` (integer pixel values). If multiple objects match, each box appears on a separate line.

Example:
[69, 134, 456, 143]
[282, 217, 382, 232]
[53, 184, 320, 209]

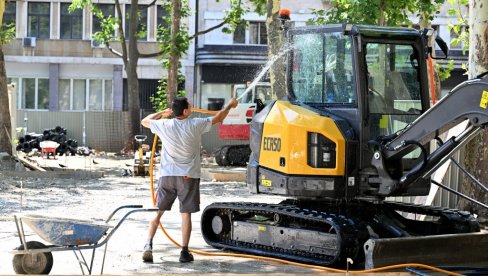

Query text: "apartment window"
[28, 2, 50, 38]
[60, 3, 82, 39]
[21, 78, 49, 110]
[92, 4, 115, 35]
[89, 79, 113, 111]
[125, 5, 148, 40]
[59, 79, 112, 111]
[250, 22, 267, 45]
[232, 21, 267, 45]
[156, 5, 169, 28]
[4, 2, 16, 30]
[233, 23, 245, 44]
[73, 80, 87, 110]
[59, 79, 86, 110]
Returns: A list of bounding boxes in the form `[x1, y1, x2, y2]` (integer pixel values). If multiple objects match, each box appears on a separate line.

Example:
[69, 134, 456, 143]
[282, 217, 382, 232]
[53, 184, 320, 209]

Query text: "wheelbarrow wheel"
[12, 241, 53, 275]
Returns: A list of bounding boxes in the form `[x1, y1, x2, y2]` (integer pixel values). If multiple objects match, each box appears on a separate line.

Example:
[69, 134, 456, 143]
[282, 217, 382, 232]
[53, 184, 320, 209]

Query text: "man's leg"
[143, 210, 164, 262]
[179, 212, 194, 262]
[181, 212, 191, 247]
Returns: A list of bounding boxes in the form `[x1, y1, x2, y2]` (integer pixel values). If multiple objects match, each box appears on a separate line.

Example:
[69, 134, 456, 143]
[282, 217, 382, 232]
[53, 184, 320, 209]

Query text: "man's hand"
[226, 97, 238, 110]
[211, 97, 239, 125]
[160, 108, 173, 119]
[141, 108, 173, 128]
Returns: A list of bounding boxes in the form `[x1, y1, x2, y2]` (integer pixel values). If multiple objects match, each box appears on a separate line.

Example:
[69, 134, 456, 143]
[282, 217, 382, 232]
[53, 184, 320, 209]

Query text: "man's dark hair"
[171, 97, 189, 116]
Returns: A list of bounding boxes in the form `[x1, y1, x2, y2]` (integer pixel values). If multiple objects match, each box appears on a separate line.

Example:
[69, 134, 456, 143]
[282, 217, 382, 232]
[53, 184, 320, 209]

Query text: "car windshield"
[237, 85, 272, 104]
[291, 31, 356, 105]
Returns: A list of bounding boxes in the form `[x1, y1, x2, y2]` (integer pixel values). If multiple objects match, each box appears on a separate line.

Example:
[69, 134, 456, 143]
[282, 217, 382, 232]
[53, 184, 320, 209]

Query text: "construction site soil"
[0, 153, 360, 275]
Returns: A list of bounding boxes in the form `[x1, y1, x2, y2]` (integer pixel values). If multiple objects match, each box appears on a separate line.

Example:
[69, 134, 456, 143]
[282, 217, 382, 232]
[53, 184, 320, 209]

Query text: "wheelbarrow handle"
[105, 205, 143, 223]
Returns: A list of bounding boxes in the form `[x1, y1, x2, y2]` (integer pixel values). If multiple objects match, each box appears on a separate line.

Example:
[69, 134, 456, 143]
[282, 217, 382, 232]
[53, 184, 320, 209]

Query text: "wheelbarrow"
[10, 205, 158, 275]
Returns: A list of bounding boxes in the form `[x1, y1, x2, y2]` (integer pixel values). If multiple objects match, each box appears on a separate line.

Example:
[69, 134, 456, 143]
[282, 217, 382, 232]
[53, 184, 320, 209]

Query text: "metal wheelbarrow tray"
[10, 205, 158, 275]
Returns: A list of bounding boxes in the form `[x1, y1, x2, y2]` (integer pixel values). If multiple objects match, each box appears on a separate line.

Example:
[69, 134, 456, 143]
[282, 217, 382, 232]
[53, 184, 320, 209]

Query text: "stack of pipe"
[16, 126, 79, 156]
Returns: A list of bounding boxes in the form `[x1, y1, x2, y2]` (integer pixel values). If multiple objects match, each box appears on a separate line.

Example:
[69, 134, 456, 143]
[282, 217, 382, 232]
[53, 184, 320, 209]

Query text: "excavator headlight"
[307, 132, 336, 169]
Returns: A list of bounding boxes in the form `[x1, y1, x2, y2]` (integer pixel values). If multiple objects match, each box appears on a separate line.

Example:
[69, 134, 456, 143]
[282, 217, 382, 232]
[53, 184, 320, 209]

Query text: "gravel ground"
[0, 154, 336, 275]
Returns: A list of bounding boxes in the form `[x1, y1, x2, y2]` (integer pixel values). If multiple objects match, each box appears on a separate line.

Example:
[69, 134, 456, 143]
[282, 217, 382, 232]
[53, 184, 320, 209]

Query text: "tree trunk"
[167, 0, 182, 105]
[266, 0, 286, 99]
[378, 0, 385, 26]
[0, 43, 12, 155]
[460, 0, 488, 225]
[123, 0, 141, 152]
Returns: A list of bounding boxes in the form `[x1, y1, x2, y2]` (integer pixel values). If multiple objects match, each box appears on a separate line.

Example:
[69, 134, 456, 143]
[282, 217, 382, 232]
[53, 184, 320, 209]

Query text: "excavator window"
[365, 42, 423, 144]
[290, 31, 356, 106]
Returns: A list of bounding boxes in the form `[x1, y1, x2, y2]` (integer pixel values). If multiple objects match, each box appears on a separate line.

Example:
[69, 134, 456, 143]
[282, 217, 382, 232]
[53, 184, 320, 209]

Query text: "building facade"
[5, 0, 468, 152]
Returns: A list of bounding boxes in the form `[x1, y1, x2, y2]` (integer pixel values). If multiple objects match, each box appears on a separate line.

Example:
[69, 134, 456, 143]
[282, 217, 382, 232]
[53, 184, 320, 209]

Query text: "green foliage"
[156, 1, 190, 58]
[308, 0, 444, 27]
[250, 0, 267, 16]
[151, 69, 186, 111]
[0, 23, 15, 44]
[446, 0, 469, 75]
[435, 59, 454, 81]
[221, 0, 249, 33]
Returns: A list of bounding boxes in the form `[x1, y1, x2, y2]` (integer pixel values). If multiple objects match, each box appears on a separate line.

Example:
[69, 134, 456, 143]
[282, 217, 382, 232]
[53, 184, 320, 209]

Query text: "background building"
[5, 0, 468, 152]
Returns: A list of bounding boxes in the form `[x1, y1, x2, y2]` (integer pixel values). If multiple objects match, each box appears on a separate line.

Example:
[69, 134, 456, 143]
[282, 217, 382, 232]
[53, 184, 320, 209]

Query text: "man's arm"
[211, 98, 238, 125]
[141, 108, 173, 128]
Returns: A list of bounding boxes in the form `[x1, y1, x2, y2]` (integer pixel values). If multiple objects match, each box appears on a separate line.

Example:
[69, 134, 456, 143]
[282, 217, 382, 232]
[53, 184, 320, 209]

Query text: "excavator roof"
[291, 23, 422, 41]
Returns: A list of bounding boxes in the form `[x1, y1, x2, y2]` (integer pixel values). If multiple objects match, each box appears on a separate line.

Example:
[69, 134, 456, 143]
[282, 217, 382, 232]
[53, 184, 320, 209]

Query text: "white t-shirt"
[149, 117, 212, 178]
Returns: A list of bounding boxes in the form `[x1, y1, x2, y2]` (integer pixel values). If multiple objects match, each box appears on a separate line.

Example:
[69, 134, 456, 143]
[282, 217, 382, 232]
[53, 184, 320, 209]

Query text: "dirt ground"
[0, 153, 346, 275]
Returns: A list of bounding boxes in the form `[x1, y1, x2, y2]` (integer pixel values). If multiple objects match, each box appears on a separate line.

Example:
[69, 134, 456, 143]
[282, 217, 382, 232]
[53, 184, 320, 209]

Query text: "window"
[249, 22, 267, 45]
[59, 79, 87, 111]
[58, 79, 112, 111]
[365, 43, 422, 140]
[59, 79, 71, 110]
[60, 3, 82, 39]
[156, 5, 169, 29]
[4, 2, 16, 31]
[232, 21, 267, 45]
[125, 5, 147, 40]
[233, 23, 245, 44]
[89, 79, 113, 111]
[92, 4, 115, 35]
[73, 80, 87, 110]
[21, 78, 49, 110]
[291, 32, 356, 105]
[28, 2, 50, 38]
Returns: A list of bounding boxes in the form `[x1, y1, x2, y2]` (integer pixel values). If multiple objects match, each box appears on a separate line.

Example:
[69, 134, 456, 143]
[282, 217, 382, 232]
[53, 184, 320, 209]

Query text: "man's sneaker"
[142, 244, 153, 263]
[179, 250, 194, 263]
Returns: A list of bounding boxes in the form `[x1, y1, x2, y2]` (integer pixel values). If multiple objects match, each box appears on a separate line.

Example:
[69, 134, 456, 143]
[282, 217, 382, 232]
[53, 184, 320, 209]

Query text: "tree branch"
[139, 50, 165, 58]
[105, 41, 124, 58]
[189, 21, 226, 40]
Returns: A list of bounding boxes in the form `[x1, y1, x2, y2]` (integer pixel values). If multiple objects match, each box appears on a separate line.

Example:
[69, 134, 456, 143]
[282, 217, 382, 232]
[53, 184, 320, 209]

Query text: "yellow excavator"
[201, 23, 488, 268]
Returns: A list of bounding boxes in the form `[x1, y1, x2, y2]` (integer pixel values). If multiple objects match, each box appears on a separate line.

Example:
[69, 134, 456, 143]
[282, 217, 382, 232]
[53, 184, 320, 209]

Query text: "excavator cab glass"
[290, 30, 356, 106]
[365, 43, 423, 142]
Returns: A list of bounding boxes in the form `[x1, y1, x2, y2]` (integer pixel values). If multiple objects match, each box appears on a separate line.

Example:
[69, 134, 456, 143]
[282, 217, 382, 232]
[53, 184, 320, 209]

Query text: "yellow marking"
[258, 226, 266, 231]
[379, 115, 389, 129]
[480, 91, 488, 109]
[262, 179, 272, 187]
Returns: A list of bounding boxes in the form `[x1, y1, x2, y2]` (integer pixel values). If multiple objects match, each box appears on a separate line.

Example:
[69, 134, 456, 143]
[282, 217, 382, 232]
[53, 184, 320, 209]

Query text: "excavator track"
[201, 201, 480, 267]
[201, 202, 368, 267]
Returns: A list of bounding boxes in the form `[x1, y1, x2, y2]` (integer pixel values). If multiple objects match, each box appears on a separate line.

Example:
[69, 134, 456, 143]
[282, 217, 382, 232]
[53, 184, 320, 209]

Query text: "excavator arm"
[373, 76, 488, 196]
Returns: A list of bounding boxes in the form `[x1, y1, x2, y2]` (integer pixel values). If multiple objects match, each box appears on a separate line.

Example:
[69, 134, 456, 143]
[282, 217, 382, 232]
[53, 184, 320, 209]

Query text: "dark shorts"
[156, 176, 200, 213]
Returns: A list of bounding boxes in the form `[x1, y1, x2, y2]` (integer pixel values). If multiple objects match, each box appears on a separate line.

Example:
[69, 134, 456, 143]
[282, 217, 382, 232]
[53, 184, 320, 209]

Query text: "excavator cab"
[248, 24, 432, 198]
